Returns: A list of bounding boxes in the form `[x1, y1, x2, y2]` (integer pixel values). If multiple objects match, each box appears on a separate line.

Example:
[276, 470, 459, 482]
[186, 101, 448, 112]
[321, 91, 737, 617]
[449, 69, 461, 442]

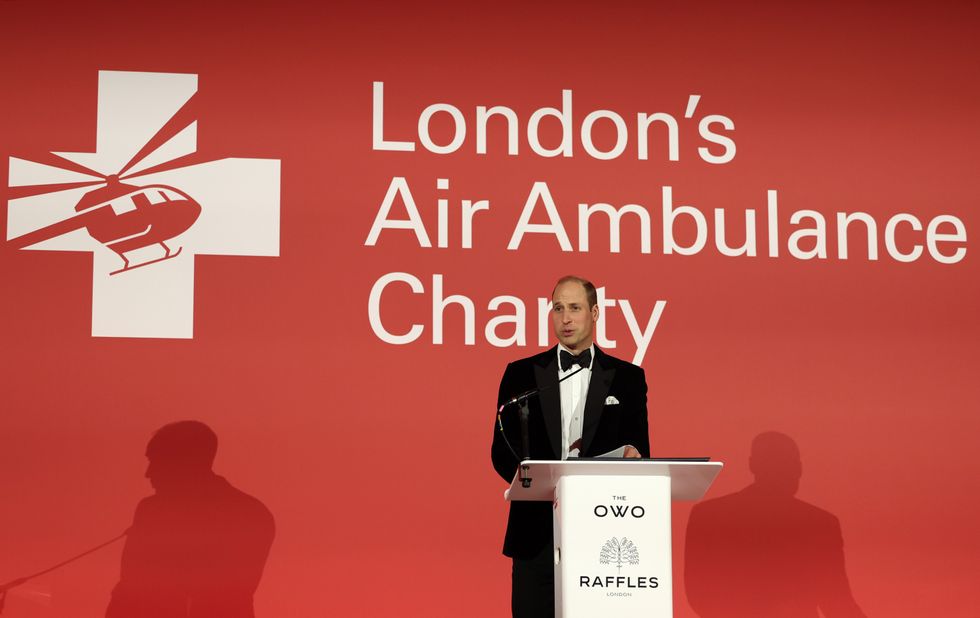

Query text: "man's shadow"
[684, 432, 866, 618]
[106, 421, 275, 618]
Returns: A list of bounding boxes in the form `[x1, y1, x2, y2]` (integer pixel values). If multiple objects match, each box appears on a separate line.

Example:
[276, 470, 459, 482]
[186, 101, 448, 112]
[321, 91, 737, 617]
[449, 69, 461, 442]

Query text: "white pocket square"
[605, 396, 620, 405]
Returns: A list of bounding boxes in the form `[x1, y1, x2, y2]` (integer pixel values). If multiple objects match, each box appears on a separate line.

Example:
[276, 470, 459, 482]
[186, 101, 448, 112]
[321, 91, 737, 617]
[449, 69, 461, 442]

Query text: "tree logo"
[6, 70, 280, 338]
[599, 537, 640, 573]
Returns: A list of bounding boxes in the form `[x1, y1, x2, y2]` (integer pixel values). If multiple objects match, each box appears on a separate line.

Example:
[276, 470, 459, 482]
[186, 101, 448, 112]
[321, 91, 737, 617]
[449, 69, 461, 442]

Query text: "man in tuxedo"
[491, 276, 651, 617]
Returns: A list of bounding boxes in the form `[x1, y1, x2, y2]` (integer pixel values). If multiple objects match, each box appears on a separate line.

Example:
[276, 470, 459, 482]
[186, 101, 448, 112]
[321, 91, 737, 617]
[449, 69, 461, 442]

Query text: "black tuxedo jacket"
[490, 346, 650, 558]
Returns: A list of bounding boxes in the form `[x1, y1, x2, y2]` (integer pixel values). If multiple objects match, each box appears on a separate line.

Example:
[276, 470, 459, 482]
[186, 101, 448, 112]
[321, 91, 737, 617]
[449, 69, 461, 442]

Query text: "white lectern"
[506, 459, 722, 618]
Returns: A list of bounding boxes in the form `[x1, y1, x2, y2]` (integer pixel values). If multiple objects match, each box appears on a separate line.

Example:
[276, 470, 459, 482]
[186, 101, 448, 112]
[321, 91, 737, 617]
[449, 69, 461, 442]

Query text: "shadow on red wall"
[105, 421, 275, 618]
[684, 432, 867, 618]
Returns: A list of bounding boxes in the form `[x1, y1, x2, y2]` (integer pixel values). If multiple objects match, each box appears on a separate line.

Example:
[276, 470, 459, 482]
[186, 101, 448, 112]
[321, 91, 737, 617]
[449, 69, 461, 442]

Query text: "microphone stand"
[518, 396, 532, 462]
[497, 364, 587, 475]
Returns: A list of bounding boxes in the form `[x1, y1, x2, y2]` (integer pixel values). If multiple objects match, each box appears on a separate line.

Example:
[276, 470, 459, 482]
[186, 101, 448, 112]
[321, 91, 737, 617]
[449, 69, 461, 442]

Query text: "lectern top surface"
[504, 459, 723, 502]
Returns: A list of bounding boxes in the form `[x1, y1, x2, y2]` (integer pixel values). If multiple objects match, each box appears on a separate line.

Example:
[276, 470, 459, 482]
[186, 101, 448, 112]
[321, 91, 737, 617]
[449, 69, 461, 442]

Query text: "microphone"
[498, 364, 587, 411]
[499, 388, 538, 410]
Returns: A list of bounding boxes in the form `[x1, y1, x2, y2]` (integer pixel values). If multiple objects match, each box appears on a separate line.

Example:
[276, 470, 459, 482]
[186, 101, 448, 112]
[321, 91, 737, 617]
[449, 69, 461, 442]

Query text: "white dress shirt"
[557, 343, 594, 459]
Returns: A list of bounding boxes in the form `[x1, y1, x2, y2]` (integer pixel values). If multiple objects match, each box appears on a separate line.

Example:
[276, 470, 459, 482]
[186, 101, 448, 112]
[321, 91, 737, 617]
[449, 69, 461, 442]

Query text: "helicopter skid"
[109, 247, 183, 276]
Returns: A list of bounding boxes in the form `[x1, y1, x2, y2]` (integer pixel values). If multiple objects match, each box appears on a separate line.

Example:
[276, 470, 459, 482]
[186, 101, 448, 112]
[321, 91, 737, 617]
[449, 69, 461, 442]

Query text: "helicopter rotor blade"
[119, 92, 199, 179]
[8, 157, 103, 188]
[10, 151, 107, 182]
[7, 207, 106, 250]
[7, 179, 106, 201]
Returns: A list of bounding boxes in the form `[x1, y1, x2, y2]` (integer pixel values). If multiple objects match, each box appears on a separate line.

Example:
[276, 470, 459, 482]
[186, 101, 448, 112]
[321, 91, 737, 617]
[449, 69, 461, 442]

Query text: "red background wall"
[1, 1, 978, 616]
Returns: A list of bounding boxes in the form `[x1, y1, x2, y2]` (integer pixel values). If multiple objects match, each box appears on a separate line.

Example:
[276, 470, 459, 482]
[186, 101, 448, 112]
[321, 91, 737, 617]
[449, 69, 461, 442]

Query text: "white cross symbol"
[6, 71, 280, 338]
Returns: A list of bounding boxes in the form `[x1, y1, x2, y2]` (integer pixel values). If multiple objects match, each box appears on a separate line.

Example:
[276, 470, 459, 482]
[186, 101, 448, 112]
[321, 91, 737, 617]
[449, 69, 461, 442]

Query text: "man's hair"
[553, 275, 598, 308]
[146, 420, 219, 468]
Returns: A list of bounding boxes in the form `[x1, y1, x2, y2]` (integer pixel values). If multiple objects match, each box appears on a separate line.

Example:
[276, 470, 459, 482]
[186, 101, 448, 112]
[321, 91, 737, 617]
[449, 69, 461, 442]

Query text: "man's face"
[551, 281, 598, 353]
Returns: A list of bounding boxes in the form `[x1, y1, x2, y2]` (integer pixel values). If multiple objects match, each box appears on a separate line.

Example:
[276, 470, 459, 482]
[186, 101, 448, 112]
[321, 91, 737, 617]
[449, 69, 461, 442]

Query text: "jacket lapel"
[581, 348, 615, 455]
[534, 349, 562, 458]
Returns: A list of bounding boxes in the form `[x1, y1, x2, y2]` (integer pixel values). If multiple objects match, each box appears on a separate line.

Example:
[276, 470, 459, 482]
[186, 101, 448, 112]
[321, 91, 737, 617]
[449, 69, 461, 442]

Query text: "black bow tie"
[560, 348, 592, 372]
